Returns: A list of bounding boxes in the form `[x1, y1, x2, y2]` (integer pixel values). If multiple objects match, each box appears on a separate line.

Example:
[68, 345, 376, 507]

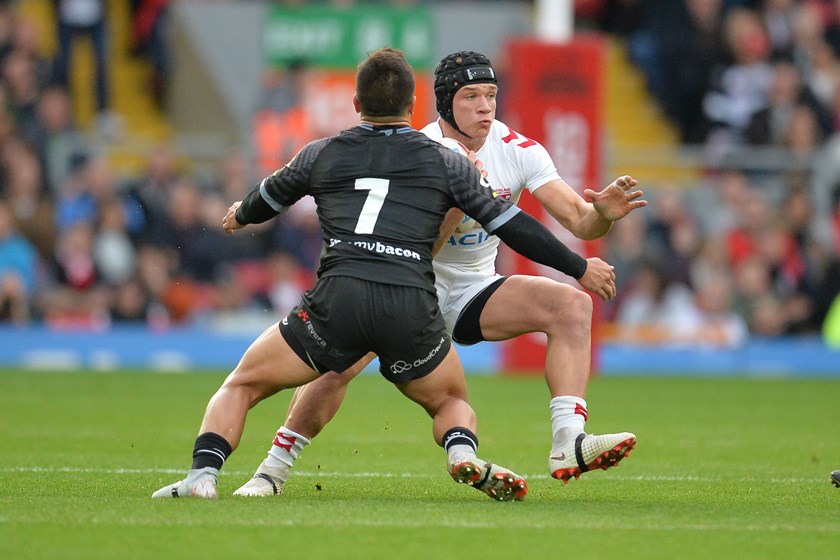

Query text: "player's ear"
[353, 94, 362, 114]
[407, 96, 416, 116]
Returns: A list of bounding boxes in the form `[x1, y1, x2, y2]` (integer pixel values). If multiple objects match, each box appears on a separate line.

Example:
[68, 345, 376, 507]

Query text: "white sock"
[549, 396, 588, 446]
[265, 426, 311, 468]
[442, 427, 479, 461]
[186, 466, 218, 482]
[446, 443, 477, 459]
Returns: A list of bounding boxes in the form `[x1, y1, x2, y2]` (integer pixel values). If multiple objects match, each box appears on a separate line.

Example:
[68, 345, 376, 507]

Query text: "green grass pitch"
[1, 369, 838, 559]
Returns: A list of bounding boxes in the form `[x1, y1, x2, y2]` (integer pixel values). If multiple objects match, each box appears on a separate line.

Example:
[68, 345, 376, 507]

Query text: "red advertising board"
[499, 36, 605, 374]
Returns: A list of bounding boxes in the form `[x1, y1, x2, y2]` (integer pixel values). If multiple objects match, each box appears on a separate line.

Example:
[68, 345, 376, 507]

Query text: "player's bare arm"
[431, 148, 487, 255]
[433, 207, 464, 255]
[223, 201, 245, 233]
[533, 175, 646, 241]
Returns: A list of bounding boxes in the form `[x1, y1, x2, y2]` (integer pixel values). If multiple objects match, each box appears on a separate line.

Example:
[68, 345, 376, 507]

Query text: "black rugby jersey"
[236, 124, 520, 292]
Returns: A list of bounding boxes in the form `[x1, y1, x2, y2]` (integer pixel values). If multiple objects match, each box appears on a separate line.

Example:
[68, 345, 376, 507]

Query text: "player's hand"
[223, 201, 245, 233]
[584, 175, 646, 222]
[456, 142, 489, 179]
[578, 257, 617, 301]
[468, 152, 489, 179]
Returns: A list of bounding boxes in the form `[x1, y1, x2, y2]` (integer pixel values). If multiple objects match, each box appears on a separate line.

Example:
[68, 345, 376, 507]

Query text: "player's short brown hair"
[356, 48, 415, 117]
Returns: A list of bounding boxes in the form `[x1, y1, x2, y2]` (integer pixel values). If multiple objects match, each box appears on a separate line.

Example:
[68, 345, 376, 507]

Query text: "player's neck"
[360, 116, 412, 127]
[438, 119, 486, 152]
[460, 136, 487, 153]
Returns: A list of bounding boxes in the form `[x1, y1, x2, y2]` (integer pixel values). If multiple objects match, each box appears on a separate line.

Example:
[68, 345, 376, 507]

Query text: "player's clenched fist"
[577, 257, 617, 301]
[223, 201, 244, 233]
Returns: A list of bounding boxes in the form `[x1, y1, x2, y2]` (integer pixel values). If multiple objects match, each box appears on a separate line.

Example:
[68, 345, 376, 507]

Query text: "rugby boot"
[449, 452, 528, 502]
[549, 431, 636, 483]
[232, 460, 290, 497]
[151, 467, 218, 499]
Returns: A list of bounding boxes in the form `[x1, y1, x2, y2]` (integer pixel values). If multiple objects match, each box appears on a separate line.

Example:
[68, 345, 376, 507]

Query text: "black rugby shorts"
[279, 276, 452, 384]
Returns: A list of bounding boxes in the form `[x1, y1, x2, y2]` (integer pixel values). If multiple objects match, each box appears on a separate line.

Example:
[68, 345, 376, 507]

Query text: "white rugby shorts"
[433, 262, 501, 336]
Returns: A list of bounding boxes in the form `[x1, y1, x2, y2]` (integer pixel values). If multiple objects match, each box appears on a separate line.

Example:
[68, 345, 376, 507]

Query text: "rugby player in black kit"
[152, 47, 615, 502]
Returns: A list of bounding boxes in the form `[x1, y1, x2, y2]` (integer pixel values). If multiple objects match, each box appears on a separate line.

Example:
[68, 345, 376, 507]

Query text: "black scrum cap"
[433, 51, 497, 136]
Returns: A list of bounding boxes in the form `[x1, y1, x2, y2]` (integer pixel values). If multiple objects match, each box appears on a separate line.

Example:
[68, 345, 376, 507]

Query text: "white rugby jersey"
[421, 119, 561, 272]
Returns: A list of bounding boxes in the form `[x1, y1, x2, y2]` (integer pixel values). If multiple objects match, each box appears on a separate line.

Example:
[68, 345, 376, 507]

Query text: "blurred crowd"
[1, 0, 840, 347]
[598, 170, 839, 346]
[0, 1, 316, 330]
[589, 0, 840, 147]
[584, 0, 840, 345]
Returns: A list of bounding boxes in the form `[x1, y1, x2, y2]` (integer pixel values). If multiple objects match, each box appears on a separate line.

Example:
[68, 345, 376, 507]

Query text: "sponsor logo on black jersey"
[296, 309, 326, 348]
[389, 336, 445, 375]
[330, 238, 422, 260]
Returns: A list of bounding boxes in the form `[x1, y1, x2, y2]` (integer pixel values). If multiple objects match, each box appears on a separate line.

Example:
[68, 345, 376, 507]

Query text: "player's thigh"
[225, 323, 320, 394]
[395, 345, 467, 415]
[479, 275, 588, 340]
[338, 352, 377, 377]
[290, 352, 375, 404]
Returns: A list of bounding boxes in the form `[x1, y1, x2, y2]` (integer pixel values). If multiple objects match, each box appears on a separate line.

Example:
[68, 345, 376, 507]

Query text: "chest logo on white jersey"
[448, 230, 492, 246]
[494, 186, 511, 200]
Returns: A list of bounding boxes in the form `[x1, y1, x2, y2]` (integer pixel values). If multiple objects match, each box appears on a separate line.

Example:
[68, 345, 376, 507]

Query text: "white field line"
[1, 516, 836, 533]
[2, 466, 837, 533]
[0, 465, 829, 484]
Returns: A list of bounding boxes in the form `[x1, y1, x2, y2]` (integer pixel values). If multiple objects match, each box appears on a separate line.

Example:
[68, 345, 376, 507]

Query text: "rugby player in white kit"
[233, 51, 648, 498]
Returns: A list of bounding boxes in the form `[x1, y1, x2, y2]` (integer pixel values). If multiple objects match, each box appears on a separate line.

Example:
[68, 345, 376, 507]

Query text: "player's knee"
[315, 371, 353, 394]
[569, 287, 593, 321]
[411, 386, 470, 419]
[545, 284, 591, 324]
[223, 364, 278, 405]
[338, 352, 375, 377]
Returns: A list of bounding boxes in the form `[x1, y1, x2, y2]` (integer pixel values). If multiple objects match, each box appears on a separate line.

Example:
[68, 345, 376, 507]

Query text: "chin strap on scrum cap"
[433, 51, 497, 138]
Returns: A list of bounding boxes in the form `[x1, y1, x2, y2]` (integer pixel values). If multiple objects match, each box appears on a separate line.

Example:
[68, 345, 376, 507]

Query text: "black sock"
[191, 432, 233, 471]
[441, 426, 478, 454]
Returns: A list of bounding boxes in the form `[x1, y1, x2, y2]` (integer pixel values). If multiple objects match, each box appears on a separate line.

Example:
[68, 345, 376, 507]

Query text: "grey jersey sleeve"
[236, 138, 328, 225]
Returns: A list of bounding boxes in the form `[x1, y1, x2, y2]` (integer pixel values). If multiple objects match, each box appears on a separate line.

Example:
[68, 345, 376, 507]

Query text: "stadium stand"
[0, 0, 838, 373]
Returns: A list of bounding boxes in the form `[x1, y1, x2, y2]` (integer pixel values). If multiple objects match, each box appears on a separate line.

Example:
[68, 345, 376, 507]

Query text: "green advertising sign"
[263, 4, 434, 69]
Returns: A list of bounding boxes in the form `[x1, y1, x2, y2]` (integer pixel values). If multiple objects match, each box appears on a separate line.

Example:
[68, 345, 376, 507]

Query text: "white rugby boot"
[549, 431, 636, 483]
[151, 467, 218, 499]
[448, 451, 528, 502]
[232, 460, 290, 497]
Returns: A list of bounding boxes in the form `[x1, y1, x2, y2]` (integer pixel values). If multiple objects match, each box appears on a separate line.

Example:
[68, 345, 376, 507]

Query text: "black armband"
[492, 211, 587, 279]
